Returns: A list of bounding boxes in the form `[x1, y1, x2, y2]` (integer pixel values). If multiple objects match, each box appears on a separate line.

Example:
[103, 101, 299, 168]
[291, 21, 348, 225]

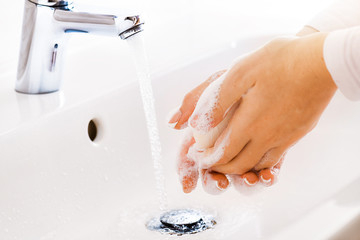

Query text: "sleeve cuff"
[324, 27, 360, 101]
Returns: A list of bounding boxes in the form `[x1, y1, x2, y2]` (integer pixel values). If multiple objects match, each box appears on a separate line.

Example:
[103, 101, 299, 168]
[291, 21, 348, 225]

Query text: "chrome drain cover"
[146, 209, 216, 235]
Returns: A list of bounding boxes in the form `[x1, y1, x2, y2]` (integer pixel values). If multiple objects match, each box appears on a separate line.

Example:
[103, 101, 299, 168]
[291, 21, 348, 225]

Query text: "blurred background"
[0, 0, 333, 78]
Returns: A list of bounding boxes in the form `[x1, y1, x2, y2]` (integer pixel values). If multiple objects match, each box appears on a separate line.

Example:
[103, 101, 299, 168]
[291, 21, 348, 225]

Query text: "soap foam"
[178, 163, 198, 185]
[201, 170, 228, 195]
[177, 130, 198, 183]
[230, 175, 265, 196]
[191, 103, 237, 151]
[179, 121, 188, 130]
[187, 129, 231, 169]
[189, 72, 226, 133]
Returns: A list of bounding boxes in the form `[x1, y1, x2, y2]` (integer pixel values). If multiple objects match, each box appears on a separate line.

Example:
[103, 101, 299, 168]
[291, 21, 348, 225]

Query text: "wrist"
[292, 33, 337, 96]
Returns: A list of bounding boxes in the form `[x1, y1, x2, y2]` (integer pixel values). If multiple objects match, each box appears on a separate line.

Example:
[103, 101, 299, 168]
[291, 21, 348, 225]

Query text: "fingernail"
[260, 175, 272, 186]
[215, 181, 225, 190]
[202, 175, 226, 195]
[260, 175, 271, 183]
[243, 177, 256, 186]
[167, 108, 182, 128]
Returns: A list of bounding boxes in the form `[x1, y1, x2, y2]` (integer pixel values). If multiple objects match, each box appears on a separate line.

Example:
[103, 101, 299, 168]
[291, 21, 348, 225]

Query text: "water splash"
[126, 34, 167, 211]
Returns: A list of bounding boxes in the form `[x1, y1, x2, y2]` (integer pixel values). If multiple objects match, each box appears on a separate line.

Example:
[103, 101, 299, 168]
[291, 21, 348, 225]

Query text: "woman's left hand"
[177, 129, 284, 194]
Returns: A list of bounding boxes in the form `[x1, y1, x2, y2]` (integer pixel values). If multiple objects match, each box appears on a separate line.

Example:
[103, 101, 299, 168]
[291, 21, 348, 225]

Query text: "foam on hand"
[191, 105, 237, 151]
[230, 175, 265, 195]
[187, 133, 224, 169]
[201, 170, 228, 195]
[184, 71, 239, 168]
[189, 73, 225, 134]
[188, 71, 238, 152]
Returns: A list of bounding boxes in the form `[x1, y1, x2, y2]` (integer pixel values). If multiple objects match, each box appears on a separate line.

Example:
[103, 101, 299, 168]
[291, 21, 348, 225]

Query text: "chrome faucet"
[16, 0, 144, 94]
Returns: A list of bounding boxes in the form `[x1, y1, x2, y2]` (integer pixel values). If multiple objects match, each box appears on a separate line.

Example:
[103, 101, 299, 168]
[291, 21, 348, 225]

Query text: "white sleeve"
[308, 0, 360, 32]
[323, 27, 360, 100]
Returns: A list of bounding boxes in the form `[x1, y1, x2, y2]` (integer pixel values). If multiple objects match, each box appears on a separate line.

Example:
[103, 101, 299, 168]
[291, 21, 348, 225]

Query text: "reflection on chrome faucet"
[16, 0, 144, 94]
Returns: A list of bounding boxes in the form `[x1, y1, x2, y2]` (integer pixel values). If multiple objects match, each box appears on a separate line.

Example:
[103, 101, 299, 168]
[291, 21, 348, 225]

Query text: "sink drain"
[146, 209, 216, 235]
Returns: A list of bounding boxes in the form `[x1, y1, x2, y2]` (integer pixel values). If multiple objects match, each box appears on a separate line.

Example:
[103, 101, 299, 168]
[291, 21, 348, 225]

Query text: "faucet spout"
[16, 0, 144, 94]
[52, 8, 144, 38]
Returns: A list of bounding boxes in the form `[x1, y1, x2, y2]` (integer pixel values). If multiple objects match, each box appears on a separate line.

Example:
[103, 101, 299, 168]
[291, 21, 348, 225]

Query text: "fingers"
[232, 168, 279, 194]
[230, 174, 264, 195]
[167, 108, 183, 129]
[200, 169, 229, 195]
[274, 152, 286, 171]
[259, 169, 277, 186]
[197, 152, 285, 195]
[197, 147, 286, 194]
[187, 102, 254, 169]
[241, 172, 259, 186]
[191, 101, 239, 150]
[187, 130, 250, 170]
[189, 85, 267, 169]
[253, 146, 287, 171]
[190, 58, 255, 131]
[258, 152, 286, 186]
[177, 130, 232, 194]
[210, 140, 269, 175]
[177, 131, 198, 193]
[168, 70, 227, 130]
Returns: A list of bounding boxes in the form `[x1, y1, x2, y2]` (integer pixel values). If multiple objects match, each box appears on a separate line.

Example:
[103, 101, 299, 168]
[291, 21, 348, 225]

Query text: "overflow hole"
[88, 119, 98, 142]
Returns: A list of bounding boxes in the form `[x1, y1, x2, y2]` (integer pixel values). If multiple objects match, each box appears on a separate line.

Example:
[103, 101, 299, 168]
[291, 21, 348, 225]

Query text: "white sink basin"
[1, 34, 360, 240]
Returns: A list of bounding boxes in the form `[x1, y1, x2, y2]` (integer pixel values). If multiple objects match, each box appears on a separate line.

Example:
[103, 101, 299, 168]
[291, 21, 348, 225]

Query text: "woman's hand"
[188, 33, 337, 176]
[177, 129, 284, 194]
[171, 71, 282, 194]
[171, 71, 231, 194]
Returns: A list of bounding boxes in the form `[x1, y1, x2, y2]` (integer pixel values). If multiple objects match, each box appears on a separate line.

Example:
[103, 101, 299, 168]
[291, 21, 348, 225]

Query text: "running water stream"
[126, 34, 168, 211]
[126, 34, 217, 236]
